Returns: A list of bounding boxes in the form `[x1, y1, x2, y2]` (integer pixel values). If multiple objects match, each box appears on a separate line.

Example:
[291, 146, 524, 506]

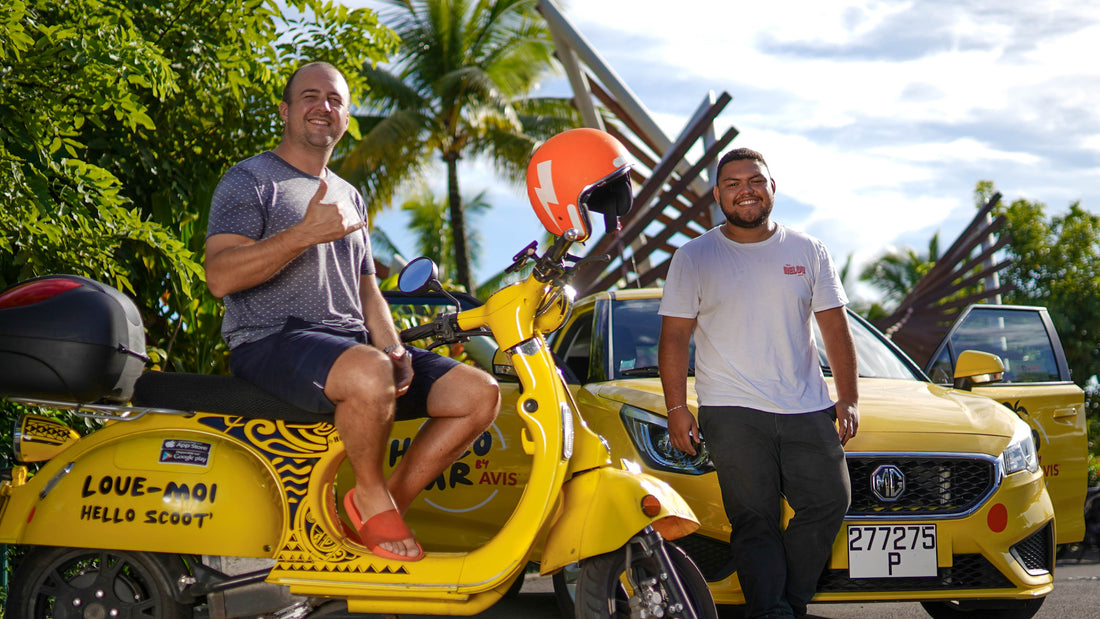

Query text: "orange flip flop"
[343, 489, 425, 561]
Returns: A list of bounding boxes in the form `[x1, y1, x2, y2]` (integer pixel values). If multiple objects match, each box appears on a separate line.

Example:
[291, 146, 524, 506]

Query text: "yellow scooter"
[0, 128, 717, 618]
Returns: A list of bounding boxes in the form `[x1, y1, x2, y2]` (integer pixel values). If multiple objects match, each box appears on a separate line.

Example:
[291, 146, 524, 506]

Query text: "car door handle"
[1053, 407, 1078, 418]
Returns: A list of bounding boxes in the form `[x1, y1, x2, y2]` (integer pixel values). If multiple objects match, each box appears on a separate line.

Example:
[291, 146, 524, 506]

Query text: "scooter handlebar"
[400, 321, 441, 343]
[401, 312, 487, 348]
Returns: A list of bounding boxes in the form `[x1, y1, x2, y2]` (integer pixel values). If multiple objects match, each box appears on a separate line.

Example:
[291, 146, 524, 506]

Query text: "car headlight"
[620, 404, 714, 475]
[1001, 418, 1039, 475]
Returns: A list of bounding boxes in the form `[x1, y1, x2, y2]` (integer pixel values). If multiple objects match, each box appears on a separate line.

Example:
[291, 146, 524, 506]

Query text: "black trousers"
[699, 406, 850, 619]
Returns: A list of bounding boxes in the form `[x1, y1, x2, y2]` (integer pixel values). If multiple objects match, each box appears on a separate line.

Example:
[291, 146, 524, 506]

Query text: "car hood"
[589, 377, 1019, 454]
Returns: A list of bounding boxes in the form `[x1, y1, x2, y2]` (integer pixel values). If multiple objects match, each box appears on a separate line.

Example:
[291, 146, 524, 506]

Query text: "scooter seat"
[132, 371, 327, 424]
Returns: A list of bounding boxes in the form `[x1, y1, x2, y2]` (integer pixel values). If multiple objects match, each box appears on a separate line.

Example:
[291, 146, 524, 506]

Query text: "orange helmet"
[525, 128, 633, 241]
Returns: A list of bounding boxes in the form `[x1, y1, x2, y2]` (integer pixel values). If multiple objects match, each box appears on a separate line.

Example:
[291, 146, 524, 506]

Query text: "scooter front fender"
[539, 467, 699, 574]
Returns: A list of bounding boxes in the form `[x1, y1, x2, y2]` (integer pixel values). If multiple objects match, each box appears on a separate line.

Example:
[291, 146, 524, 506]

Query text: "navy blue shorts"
[229, 317, 461, 419]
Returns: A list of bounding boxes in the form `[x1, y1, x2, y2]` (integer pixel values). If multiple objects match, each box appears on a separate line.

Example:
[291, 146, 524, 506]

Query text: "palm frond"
[514, 96, 583, 139]
[361, 64, 425, 112]
[334, 109, 436, 215]
[341, 0, 574, 290]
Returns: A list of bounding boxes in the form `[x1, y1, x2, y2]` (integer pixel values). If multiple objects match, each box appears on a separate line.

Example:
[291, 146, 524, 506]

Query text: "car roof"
[576, 288, 663, 306]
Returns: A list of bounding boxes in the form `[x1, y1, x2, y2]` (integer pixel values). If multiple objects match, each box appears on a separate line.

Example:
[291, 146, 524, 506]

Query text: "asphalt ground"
[344, 546, 1100, 619]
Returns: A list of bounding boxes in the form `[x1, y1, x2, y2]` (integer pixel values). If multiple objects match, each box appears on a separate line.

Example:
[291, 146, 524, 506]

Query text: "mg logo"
[871, 464, 906, 502]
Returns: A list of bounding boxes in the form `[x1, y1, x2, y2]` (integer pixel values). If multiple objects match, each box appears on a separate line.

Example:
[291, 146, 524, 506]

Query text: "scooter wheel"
[552, 563, 580, 619]
[5, 546, 192, 618]
[573, 540, 717, 619]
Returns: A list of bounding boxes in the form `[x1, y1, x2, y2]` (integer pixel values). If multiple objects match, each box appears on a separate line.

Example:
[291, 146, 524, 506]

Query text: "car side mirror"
[953, 350, 1005, 391]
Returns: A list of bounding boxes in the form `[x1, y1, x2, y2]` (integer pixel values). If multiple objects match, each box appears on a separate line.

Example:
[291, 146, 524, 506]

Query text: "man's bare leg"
[387, 364, 500, 514]
[327, 344, 420, 558]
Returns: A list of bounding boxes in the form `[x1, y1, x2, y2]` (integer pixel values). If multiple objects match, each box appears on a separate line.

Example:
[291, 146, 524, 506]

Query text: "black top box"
[0, 275, 147, 403]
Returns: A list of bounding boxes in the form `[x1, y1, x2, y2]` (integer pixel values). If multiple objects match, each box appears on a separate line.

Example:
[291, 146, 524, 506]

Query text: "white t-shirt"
[659, 225, 848, 413]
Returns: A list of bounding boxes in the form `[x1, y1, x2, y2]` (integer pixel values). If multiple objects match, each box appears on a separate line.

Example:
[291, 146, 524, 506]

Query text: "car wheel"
[920, 598, 1045, 619]
[6, 546, 192, 618]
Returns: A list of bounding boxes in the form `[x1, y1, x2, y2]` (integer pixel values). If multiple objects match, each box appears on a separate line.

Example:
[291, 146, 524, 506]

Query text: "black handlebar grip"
[401, 323, 438, 343]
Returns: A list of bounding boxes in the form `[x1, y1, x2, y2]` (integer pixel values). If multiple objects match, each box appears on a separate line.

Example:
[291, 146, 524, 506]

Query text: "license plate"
[847, 524, 937, 578]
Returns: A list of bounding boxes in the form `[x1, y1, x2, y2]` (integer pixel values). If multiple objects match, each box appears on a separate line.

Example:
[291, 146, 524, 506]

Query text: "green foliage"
[400, 185, 490, 285]
[858, 232, 940, 314]
[0, 8, 399, 580]
[857, 180, 1100, 466]
[1, 0, 397, 376]
[989, 184, 1100, 466]
[1, 2, 190, 295]
[1087, 384, 1100, 486]
[337, 0, 580, 292]
[991, 191, 1100, 386]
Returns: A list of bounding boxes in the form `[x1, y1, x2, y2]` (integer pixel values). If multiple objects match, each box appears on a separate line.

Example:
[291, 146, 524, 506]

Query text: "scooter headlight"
[1001, 418, 1039, 475]
[620, 405, 713, 475]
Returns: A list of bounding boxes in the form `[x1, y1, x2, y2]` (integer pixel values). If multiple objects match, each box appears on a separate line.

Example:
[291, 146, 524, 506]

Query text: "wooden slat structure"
[538, 0, 736, 296]
[538, 0, 1011, 365]
[871, 193, 1014, 366]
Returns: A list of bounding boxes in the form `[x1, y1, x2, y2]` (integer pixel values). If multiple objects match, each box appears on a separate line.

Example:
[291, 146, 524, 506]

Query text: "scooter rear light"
[13, 414, 81, 463]
[0, 278, 83, 310]
[641, 494, 662, 517]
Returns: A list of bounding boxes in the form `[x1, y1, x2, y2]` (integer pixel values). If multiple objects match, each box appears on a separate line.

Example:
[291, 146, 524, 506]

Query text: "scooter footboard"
[539, 467, 699, 574]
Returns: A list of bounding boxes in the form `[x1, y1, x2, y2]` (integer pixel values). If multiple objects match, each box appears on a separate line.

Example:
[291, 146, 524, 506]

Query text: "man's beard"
[724, 202, 772, 229]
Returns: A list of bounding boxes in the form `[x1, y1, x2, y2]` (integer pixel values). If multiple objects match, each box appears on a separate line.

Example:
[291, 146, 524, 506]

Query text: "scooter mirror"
[398, 257, 439, 294]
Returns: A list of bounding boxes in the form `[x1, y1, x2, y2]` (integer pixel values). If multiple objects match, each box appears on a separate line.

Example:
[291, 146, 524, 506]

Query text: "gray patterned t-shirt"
[207, 151, 374, 348]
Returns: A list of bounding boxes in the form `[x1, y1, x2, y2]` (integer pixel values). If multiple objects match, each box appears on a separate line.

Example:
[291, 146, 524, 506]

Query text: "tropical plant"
[1, 2, 398, 595]
[985, 179, 1100, 478]
[337, 0, 581, 293]
[400, 184, 490, 281]
[370, 227, 410, 279]
[867, 181, 1100, 473]
[1, 0, 397, 374]
[837, 252, 884, 321]
[858, 232, 941, 314]
[989, 186, 1100, 387]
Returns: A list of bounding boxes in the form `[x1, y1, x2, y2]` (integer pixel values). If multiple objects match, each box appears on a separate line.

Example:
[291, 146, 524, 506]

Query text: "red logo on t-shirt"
[784, 264, 806, 276]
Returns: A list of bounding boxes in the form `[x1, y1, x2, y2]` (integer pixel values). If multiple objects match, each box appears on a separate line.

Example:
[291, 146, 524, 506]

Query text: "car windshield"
[609, 297, 922, 381]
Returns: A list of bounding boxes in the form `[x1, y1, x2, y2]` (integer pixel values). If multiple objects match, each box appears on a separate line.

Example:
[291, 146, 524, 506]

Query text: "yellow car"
[390, 288, 1087, 619]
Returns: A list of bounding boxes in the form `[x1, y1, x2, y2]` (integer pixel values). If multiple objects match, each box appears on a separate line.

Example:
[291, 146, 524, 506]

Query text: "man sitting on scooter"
[203, 61, 500, 562]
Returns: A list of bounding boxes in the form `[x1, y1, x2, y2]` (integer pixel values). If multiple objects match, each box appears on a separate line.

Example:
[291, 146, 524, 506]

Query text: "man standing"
[658, 148, 858, 617]
[205, 62, 499, 561]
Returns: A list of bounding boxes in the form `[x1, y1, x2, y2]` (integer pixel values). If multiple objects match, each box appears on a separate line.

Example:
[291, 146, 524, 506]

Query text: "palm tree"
[401, 183, 490, 282]
[337, 0, 580, 293]
[859, 232, 941, 312]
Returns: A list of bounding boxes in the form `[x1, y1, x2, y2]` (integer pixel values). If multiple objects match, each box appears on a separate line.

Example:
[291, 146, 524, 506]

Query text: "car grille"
[1010, 521, 1054, 575]
[817, 554, 1015, 592]
[846, 455, 997, 517]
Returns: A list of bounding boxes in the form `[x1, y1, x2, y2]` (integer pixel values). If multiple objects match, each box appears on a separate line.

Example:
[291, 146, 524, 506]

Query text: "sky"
[354, 0, 1100, 303]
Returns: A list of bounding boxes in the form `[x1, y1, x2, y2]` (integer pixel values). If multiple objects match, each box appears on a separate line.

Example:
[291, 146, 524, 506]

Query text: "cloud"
[564, 1, 1100, 222]
[351, 0, 1100, 292]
